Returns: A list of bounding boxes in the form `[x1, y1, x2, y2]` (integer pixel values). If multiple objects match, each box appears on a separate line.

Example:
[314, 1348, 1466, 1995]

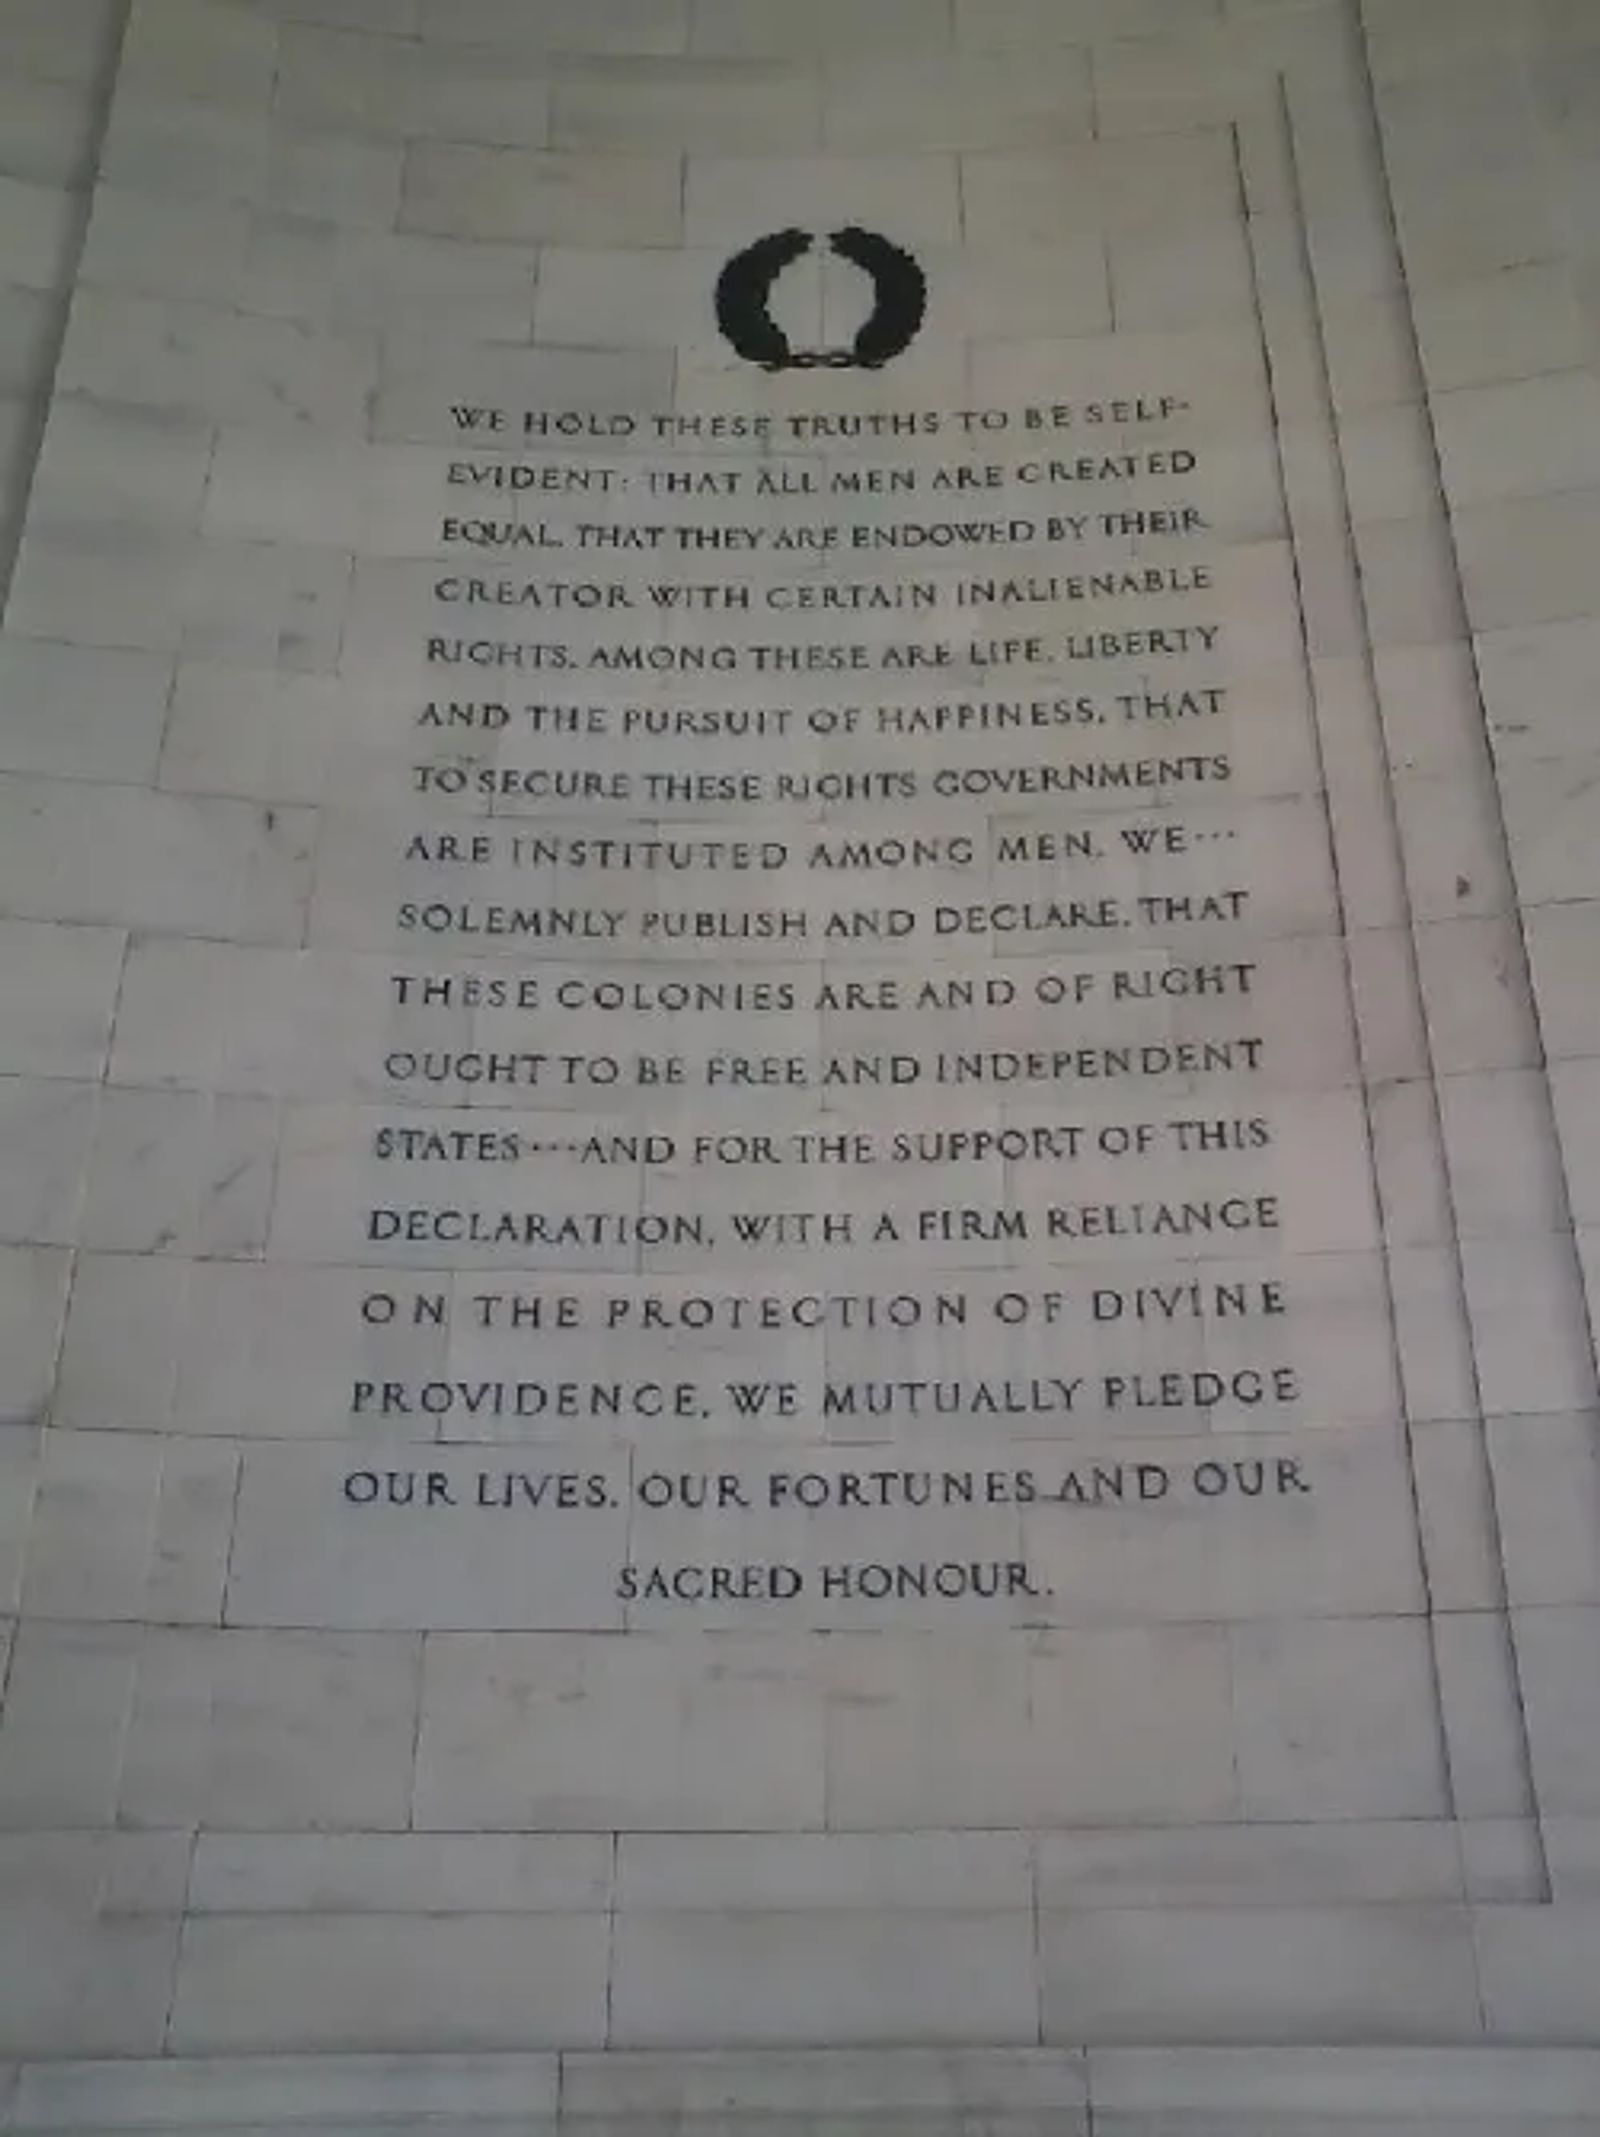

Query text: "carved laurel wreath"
[714, 226, 928, 371]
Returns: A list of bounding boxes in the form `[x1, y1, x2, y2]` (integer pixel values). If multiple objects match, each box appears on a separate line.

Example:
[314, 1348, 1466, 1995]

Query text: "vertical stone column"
[0, 0, 128, 588]
[1361, 0, 1600, 2035]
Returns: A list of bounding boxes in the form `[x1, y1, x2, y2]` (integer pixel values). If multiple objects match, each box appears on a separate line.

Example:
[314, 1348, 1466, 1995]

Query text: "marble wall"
[0, 0, 1599, 2116]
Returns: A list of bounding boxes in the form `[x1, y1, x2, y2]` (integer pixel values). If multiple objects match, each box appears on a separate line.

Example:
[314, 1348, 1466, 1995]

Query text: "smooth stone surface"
[0, 0, 1597, 2093]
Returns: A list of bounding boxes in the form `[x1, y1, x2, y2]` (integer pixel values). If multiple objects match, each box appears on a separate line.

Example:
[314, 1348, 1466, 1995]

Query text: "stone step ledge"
[6, 2047, 1600, 2132]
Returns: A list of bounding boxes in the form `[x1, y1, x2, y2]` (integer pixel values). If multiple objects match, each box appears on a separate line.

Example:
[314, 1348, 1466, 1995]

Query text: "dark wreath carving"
[714, 226, 927, 371]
